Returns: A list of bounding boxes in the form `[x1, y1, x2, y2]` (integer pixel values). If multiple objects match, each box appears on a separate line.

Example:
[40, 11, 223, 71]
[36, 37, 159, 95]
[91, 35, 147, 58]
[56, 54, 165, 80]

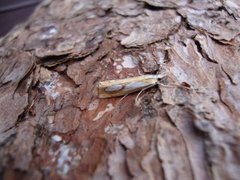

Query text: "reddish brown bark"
[1, 0, 240, 180]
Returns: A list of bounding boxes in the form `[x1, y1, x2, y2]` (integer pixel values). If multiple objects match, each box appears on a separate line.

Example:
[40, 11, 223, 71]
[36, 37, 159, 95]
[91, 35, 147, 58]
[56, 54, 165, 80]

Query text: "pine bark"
[1, 0, 240, 179]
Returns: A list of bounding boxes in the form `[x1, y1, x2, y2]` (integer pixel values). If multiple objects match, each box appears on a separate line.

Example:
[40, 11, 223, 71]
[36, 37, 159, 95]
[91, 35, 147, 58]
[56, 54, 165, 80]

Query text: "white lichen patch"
[88, 99, 99, 111]
[39, 71, 60, 103]
[93, 103, 114, 121]
[174, 16, 181, 23]
[157, 51, 166, 64]
[40, 25, 58, 40]
[44, 82, 60, 100]
[39, 69, 73, 105]
[52, 135, 62, 142]
[47, 115, 54, 124]
[105, 124, 125, 134]
[57, 145, 72, 176]
[121, 55, 137, 68]
[112, 55, 137, 73]
[48, 143, 81, 177]
[116, 65, 123, 73]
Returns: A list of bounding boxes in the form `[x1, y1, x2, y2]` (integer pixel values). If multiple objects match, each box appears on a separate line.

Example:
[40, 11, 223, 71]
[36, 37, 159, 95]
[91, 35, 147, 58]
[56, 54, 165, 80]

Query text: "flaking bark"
[0, 0, 240, 179]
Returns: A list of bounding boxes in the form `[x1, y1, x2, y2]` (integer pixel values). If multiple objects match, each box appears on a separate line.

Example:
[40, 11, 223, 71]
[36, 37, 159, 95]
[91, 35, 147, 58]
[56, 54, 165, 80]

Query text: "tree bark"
[1, 0, 240, 179]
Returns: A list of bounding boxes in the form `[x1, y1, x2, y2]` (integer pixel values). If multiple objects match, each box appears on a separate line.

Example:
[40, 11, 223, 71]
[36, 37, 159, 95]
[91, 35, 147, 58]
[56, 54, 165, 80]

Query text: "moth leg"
[135, 84, 156, 105]
[110, 94, 129, 119]
[118, 93, 129, 104]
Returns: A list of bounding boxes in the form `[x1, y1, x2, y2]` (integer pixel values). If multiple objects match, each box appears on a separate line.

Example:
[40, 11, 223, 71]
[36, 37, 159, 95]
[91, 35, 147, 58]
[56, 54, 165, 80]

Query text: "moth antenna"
[154, 72, 167, 79]
[158, 83, 176, 88]
[158, 82, 194, 90]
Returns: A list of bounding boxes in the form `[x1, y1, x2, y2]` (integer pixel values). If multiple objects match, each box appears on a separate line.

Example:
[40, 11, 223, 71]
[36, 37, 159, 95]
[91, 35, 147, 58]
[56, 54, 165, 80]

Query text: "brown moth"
[98, 73, 166, 98]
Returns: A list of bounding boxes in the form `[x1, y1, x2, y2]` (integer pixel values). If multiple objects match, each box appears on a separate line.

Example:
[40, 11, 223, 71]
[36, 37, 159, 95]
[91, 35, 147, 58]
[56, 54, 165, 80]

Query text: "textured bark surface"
[1, 0, 240, 179]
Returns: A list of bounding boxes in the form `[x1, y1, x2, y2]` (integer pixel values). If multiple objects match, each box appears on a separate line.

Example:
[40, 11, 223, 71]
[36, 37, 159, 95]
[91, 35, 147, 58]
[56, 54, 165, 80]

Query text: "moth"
[98, 73, 166, 98]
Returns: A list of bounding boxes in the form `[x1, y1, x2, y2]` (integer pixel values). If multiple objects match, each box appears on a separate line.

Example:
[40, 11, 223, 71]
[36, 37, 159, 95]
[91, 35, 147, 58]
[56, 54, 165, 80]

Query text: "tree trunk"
[1, 0, 240, 179]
